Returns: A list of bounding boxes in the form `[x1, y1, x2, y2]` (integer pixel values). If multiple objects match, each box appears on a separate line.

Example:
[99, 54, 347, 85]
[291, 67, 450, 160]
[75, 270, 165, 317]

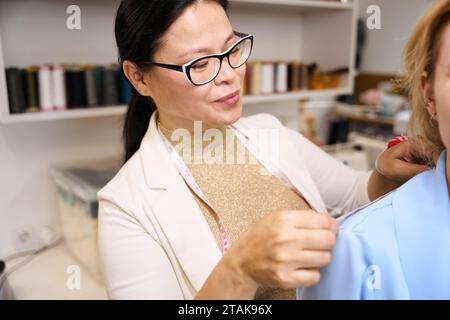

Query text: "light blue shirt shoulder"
[299, 192, 409, 300]
[299, 151, 450, 300]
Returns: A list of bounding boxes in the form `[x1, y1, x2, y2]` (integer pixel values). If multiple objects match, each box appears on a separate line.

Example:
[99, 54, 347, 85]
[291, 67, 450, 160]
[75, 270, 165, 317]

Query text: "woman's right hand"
[226, 210, 338, 291]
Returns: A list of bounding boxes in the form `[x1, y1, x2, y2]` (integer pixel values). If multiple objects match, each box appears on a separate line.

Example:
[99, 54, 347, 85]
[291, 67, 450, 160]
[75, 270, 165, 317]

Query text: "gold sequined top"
[158, 120, 311, 300]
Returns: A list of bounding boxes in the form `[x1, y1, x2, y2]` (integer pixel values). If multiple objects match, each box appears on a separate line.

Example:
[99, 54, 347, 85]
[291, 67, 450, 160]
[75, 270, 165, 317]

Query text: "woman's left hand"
[368, 139, 430, 200]
[376, 139, 430, 183]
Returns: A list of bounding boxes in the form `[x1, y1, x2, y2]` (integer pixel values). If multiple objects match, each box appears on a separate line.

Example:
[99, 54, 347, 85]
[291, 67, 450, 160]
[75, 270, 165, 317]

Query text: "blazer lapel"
[392, 151, 450, 299]
[139, 112, 222, 293]
[278, 138, 328, 213]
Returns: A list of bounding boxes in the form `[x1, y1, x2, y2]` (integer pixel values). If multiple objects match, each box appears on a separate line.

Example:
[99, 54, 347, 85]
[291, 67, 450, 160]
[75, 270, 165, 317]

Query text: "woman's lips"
[214, 90, 240, 107]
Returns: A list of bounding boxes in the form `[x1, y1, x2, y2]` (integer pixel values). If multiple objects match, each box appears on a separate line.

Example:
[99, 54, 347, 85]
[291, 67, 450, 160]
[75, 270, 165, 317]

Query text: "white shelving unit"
[0, 88, 350, 124]
[0, 0, 358, 124]
[230, 0, 354, 11]
[0, 105, 125, 124]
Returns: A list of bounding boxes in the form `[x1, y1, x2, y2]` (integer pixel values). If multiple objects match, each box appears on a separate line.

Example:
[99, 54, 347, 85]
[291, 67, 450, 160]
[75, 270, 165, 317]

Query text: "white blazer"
[97, 112, 370, 299]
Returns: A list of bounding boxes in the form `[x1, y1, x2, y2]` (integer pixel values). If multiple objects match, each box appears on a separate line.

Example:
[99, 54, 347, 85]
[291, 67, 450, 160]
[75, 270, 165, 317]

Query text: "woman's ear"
[421, 71, 437, 116]
[122, 60, 153, 97]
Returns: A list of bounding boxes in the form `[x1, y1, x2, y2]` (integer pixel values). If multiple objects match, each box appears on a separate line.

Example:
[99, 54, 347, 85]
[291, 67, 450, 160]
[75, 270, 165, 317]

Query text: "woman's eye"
[231, 46, 241, 54]
[192, 61, 208, 70]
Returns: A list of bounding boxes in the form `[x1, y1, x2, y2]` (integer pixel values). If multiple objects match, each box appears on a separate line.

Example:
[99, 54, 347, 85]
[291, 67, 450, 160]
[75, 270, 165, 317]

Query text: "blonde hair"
[402, 0, 450, 163]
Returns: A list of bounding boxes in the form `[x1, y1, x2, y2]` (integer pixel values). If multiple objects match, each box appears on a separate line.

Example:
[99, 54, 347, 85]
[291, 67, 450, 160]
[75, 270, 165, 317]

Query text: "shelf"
[0, 0, 357, 124]
[229, 0, 354, 12]
[0, 89, 351, 123]
[330, 105, 395, 126]
[0, 105, 126, 124]
[243, 88, 350, 104]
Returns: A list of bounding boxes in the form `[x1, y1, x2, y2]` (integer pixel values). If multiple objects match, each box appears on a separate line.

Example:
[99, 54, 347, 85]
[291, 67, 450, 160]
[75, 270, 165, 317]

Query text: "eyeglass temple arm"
[142, 62, 184, 72]
[234, 31, 250, 38]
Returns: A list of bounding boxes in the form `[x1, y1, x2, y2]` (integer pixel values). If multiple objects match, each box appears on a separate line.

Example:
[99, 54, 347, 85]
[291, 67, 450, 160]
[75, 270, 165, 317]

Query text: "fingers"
[279, 248, 333, 288]
[293, 250, 332, 269]
[388, 159, 429, 182]
[390, 139, 418, 156]
[377, 141, 431, 182]
[399, 139, 427, 160]
[283, 210, 338, 234]
[390, 139, 432, 166]
[295, 228, 337, 251]
[394, 160, 429, 178]
[290, 269, 321, 288]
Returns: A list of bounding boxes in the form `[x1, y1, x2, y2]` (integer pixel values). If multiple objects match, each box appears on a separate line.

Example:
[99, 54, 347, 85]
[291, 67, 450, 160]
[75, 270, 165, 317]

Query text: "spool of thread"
[261, 62, 275, 95]
[5, 67, 26, 114]
[102, 64, 119, 106]
[65, 65, 87, 108]
[52, 64, 67, 110]
[244, 61, 253, 95]
[301, 63, 309, 90]
[85, 65, 99, 107]
[38, 65, 53, 112]
[275, 62, 288, 93]
[251, 61, 262, 95]
[94, 66, 104, 105]
[24, 66, 40, 112]
[288, 61, 301, 91]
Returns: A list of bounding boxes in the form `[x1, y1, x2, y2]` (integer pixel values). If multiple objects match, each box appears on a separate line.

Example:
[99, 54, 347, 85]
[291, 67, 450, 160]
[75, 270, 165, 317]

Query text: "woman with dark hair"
[98, 0, 428, 299]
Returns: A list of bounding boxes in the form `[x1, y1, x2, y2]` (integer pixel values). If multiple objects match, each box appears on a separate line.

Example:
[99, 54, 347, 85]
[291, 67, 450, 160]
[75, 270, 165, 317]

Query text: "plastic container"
[51, 158, 120, 283]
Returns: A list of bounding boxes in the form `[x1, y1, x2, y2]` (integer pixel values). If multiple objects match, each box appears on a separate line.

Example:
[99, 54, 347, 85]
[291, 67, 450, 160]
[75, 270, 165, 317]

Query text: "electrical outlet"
[11, 225, 43, 252]
[40, 225, 60, 245]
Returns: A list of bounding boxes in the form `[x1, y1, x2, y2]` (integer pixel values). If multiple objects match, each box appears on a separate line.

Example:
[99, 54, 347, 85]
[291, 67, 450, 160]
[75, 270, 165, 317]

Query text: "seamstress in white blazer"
[98, 0, 429, 300]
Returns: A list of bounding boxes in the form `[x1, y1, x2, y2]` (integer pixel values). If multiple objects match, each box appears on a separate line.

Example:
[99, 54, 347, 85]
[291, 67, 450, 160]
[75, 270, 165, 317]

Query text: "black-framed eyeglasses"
[141, 31, 254, 86]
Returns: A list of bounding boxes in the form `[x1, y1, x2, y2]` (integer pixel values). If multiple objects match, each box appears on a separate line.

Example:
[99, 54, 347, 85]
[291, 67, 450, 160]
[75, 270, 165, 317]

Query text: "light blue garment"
[298, 151, 450, 300]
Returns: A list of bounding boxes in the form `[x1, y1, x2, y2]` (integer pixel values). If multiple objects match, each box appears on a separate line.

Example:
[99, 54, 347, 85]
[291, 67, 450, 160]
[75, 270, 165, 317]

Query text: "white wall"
[0, 0, 124, 258]
[0, 117, 123, 256]
[358, 0, 435, 74]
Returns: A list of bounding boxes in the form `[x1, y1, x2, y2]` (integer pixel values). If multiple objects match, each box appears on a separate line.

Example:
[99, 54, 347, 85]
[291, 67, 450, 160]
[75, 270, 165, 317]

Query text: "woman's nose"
[214, 57, 237, 85]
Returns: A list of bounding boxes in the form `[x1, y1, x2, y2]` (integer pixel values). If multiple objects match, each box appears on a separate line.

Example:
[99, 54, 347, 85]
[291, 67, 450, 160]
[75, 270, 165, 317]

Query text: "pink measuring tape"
[157, 123, 308, 254]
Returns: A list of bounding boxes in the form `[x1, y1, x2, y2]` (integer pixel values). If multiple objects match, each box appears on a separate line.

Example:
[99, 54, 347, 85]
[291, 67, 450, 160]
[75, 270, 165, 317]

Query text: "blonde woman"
[300, 0, 450, 300]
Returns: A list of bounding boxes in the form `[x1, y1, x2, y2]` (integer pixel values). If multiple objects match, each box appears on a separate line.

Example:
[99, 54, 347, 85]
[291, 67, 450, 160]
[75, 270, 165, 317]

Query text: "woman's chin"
[209, 102, 243, 126]
[222, 104, 243, 126]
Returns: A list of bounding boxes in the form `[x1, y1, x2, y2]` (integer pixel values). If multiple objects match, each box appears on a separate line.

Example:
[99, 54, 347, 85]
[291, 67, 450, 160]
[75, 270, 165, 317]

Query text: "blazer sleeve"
[298, 228, 369, 300]
[98, 193, 184, 300]
[283, 126, 371, 216]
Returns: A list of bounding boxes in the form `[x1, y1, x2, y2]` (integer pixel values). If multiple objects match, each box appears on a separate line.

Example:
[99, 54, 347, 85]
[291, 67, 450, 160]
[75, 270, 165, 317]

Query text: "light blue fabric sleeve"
[298, 193, 411, 300]
[298, 227, 369, 300]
